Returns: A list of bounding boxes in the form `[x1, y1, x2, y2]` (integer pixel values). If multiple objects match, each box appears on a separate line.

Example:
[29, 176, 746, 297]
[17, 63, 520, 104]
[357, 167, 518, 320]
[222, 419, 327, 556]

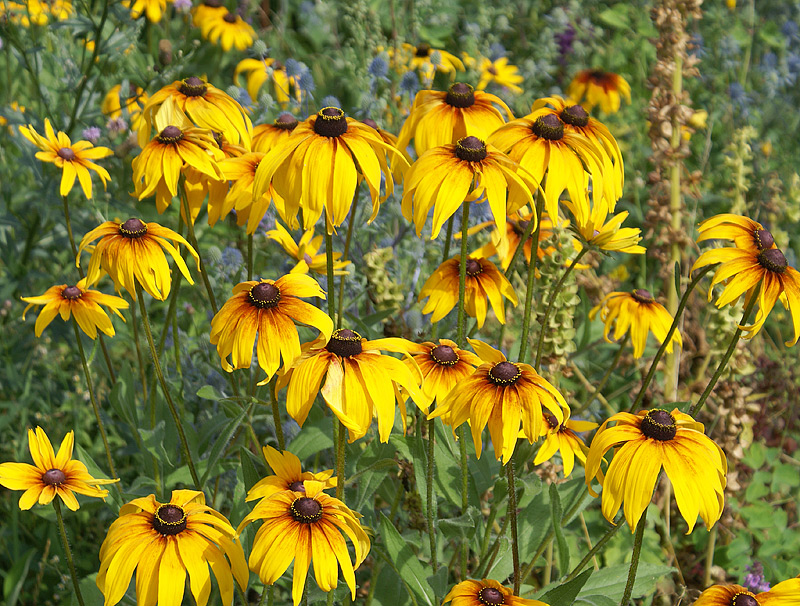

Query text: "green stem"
[504, 216, 538, 279]
[456, 201, 471, 347]
[325, 232, 336, 322]
[129, 299, 149, 405]
[426, 418, 438, 572]
[66, 0, 109, 133]
[136, 288, 201, 489]
[703, 526, 717, 588]
[544, 540, 554, 586]
[337, 194, 360, 328]
[335, 420, 346, 502]
[516, 193, 545, 363]
[181, 196, 218, 314]
[574, 334, 629, 415]
[619, 510, 647, 606]
[271, 388, 285, 450]
[432, 215, 455, 341]
[507, 455, 521, 593]
[563, 516, 624, 583]
[53, 500, 85, 606]
[62, 196, 79, 263]
[458, 425, 469, 578]
[247, 234, 254, 281]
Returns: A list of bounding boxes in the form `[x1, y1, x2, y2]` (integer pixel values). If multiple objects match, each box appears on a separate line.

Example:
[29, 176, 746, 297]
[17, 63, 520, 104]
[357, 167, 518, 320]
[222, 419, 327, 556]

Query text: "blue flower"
[399, 71, 419, 96]
[320, 95, 341, 109]
[284, 58, 303, 78]
[298, 70, 315, 92]
[488, 43, 507, 61]
[368, 55, 389, 80]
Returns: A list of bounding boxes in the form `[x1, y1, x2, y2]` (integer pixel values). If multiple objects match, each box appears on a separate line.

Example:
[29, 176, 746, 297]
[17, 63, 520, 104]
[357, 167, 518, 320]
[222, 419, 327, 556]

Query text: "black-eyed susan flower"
[21, 278, 128, 339]
[238, 480, 370, 606]
[246, 446, 336, 502]
[19, 118, 112, 199]
[101, 83, 148, 132]
[182, 132, 244, 226]
[429, 339, 569, 464]
[477, 57, 524, 94]
[97, 489, 248, 606]
[139, 77, 252, 148]
[572, 202, 645, 254]
[361, 117, 410, 183]
[568, 69, 632, 114]
[695, 213, 776, 256]
[397, 84, 513, 156]
[692, 223, 800, 345]
[191, 0, 226, 28]
[235, 59, 299, 109]
[279, 329, 424, 442]
[693, 580, 800, 606]
[123, 0, 171, 22]
[468, 211, 559, 270]
[0, 427, 117, 511]
[404, 339, 482, 412]
[589, 290, 681, 359]
[266, 223, 350, 276]
[585, 408, 727, 532]
[443, 578, 548, 606]
[254, 107, 407, 233]
[389, 43, 465, 83]
[209, 275, 333, 384]
[78, 217, 199, 301]
[252, 113, 300, 153]
[532, 412, 597, 477]
[11, 0, 73, 25]
[200, 9, 256, 52]
[418, 256, 517, 329]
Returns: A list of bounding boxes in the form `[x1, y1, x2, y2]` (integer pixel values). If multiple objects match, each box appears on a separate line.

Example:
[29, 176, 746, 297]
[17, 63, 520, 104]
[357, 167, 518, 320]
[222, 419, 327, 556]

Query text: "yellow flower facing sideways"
[246, 445, 337, 503]
[266, 223, 350, 276]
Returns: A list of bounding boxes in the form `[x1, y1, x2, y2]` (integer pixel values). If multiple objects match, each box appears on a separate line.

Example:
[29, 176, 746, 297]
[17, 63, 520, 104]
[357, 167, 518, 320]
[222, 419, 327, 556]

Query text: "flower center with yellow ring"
[42, 468, 66, 486]
[488, 361, 521, 385]
[289, 480, 306, 492]
[62, 286, 82, 300]
[223, 12, 236, 22]
[326, 328, 363, 357]
[249, 282, 281, 308]
[430, 344, 459, 366]
[731, 593, 759, 606]
[455, 136, 487, 162]
[179, 76, 208, 97]
[445, 82, 476, 108]
[290, 497, 323, 523]
[153, 504, 187, 535]
[632, 289, 655, 303]
[415, 43, 431, 57]
[560, 105, 589, 128]
[640, 409, 677, 441]
[757, 248, 787, 274]
[531, 114, 565, 140]
[157, 125, 184, 144]
[119, 218, 148, 238]
[465, 258, 484, 277]
[478, 587, 505, 605]
[275, 113, 298, 130]
[754, 229, 774, 251]
[314, 107, 348, 138]
[57, 147, 76, 161]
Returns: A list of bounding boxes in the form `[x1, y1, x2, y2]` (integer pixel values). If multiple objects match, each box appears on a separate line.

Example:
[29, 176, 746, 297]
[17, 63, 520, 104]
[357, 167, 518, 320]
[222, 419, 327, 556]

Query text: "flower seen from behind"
[246, 445, 336, 503]
[568, 69, 632, 114]
[391, 42, 465, 83]
[443, 578, 549, 606]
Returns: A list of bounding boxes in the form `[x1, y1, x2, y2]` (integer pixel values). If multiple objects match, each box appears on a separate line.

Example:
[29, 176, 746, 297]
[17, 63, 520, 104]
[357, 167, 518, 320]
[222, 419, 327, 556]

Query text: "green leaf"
[579, 563, 674, 602]
[576, 595, 618, 606]
[139, 421, 174, 467]
[378, 513, 435, 606]
[673, 260, 682, 298]
[598, 5, 630, 30]
[550, 483, 570, 574]
[539, 569, 592, 606]
[3, 548, 35, 606]
[196, 384, 225, 400]
[439, 506, 480, 541]
[200, 406, 250, 484]
[288, 424, 334, 460]
[239, 446, 264, 493]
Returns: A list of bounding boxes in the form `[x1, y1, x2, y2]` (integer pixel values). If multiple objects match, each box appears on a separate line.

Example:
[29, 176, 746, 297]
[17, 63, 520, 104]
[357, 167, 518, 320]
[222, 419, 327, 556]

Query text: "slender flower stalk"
[575, 334, 628, 414]
[427, 416, 438, 572]
[53, 499, 86, 606]
[247, 234, 254, 281]
[456, 199, 470, 577]
[337, 194, 360, 328]
[517, 192, 544, 363]
[563, 516, 624, 582]
[271, 387, 285, 450]
[620, 509, 648, 606]
[507, 455, 521, 593]
[181, 194, 218, 313]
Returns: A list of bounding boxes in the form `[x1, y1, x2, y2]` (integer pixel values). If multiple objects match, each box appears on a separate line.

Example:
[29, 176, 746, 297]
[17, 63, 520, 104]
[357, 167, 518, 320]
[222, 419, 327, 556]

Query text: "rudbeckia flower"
[253, 107, 407, 233]
[246, 445, 336, 502]
[235, 59, 299, 109]
[418, 256, 517, 329]
[200, 9, 256, 52]
[238, 480, 370, 606]
[428, 340, 569, 464]
[402, 136, 539, 238]
[532, 411, 597, 477]
[209, 276, 333, 384]
[404, 339, 483, 411]
[572, 200, 645, 254]
[589, 290, 681, 359]
[0, 427, 117, 511]
[389, 43, 465, 83]
[78, 217, 200, 301]
[123, 0, 171, 22]
[278, 329, 424, 442]
[15, 0, 73, 25]
[477, 57, 524, 94]
[397, 83, 513, 156]
[362, 117, 410, 183]
[443, 579, 547, 606]
[21, 278, 128, 339]
[693, 580, 800, 606]
[584, 408, 727, 532]
[695, 213, 776, 256]
[467, 211, 560, 270]
[182, 132, 244, 226]
[568, 69, 632, 114]
[266, 223, 350, 276]
[252, 113, 300, 153]
[101, 83, 148, 132]
[97, 489, 248, 606]
[191, 0, 226, 28]
[19, 118, 113, 199]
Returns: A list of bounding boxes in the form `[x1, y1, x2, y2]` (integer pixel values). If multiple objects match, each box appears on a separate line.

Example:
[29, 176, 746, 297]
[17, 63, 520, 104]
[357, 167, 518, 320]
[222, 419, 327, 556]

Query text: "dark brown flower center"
[478, 587, 505, 605]
[489, 361, 521, 385]
[179, 76, 208, 97]
[487, 65, 498, 76]
[290, 496, 323, 523]
[430, 344, 459, 366]
[203, 0, 222, 6]
[512, 219, 531, 236]
[249, 282, 281, 308]
[314, 107, 347, 138]
[326, 328, 363, 357]
[415, 43, 431, 57]
[57, 147, 76, 161]
[640, 409, 677, 441]
[289, 480, 306, 492]
[157, 125, 183, 143]
[531, 114, 565, 140]
[445, 82, 476, 108]
[731, 594, 759, 606]
[632, 289, 655, 303]
[546, 414, 561, 430]
[560, 105, 589, 127]
[62, 286, 82, 300]
[454, 136, 487, 162]
[153, 504, 187, 535]
[754, 229, 774, 251]
[275, 113, 298, 130]
[212, 131, 224, 147]
[223, 12, 236, 22]
[465, 258, 483, 276]
[42, 469, 66, 485]
[362, 118, 379, 129]
[757, 248, 787, 274]
[119, 218, 148, 238]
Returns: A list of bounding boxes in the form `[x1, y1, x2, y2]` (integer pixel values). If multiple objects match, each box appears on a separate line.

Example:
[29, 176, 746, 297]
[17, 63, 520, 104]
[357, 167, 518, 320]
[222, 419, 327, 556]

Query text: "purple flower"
[82, 126, 101, 143]
[106, 117, 128, 134]
[743, 562, 770, 593]
[173, 0, 192, 11]
[555, 25, 576, 65]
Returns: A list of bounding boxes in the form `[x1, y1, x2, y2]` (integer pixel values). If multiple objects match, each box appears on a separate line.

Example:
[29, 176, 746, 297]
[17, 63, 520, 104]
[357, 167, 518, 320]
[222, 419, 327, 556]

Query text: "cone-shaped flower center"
[153, 504, 187, 535]
[640, 409, 677, 441]
[314, 107, 348, 138]
[203, 0, 222, 6]
[58, 147, 76, 161]
[289, 480, 306, 492]
[512, 219, 531, 236]
[465, 258, 484, 276]
[531, 114, 565, 140]
[489, 361, 521, 385]
[223, 12, 236, 22]
[478, 587, 505, 605]
[455, 136, 487, 162]
[445, 83, 476, 108]
[546, 414, 562, 430]
[757, 248, 787, 274]
[290, 496, 323, 523]
[560, 105, 589, 127]
[632, 289, 655, 303]
[179, 76, 208, 97]
[249, 282, 281, 308]
[731, 594, 759, 606]
[326, 328, 363, 357]
[754, 229, 774, 251]
[430, 344, 459, 366]
[275, 113, 298, 130]
[362, 118, 379, 129]
[62, 286, 82, 300]
[487, 65, 498, 76]
[42, 468, 66, 485]
[415, 43, 431, 57]
[119, 218, 148, 238]
[157, 125, 184, 143]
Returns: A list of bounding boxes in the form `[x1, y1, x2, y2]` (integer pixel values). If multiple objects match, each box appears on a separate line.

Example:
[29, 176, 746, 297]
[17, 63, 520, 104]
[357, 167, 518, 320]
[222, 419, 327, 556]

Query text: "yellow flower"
[18, 0, 74, 25]
[191, 0, 227, 28]
[101, 83, 148, 132]
[695, 213, 774, 257]
[693, 580, 800, 606]
[0, 427, 117, 511]
[589, 290, 681, 358]
[97, 489, 248, 606]
[467, 211, 560, 270]
[235, 58, 299, 109]
[532, 411, 597, 477]
[429, 339, 569, 464]
[419, 256, 517, 329]
[246, 445, 336, 502]
[477, 57, 524, 94]
[238, 480, 370, 606]
[252, 113, 300, 153]
[19, 118, 112, 199]
[21, 278, 128, 339]
[443, 578, 548, 606]
[397, 83, 513, 156]
[209, 276, 333, 384]
[362, 117, 411, 184]
[123, 0, 171, 22]
[572, 202, 645, 254]
[404, 339, 483, 411]
[78, 218, 199, 301]
[585, 408, 727, 532]
[266, 223, 350, 276]
[200, 9, 256, 52]
[390, 43, 465, 82]
[568, 69, 632, 114]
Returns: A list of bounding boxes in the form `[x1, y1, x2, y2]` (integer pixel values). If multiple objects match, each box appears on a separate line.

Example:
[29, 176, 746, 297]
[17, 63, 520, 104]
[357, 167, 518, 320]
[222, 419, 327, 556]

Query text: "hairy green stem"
[271, 387, 285, 450]
[181, 197, 218, 313]
[337, 194, 360, 328]
[335, 420, 346, 502]
[507, 456, 521, 593]
[426, 418, 438, 572]
[619, 510, 647, 606]
[53, 500, 85, 606]
[247, 234, 254, 281]
[456, 200, 471, 577]
[517, 193, 545, 363]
